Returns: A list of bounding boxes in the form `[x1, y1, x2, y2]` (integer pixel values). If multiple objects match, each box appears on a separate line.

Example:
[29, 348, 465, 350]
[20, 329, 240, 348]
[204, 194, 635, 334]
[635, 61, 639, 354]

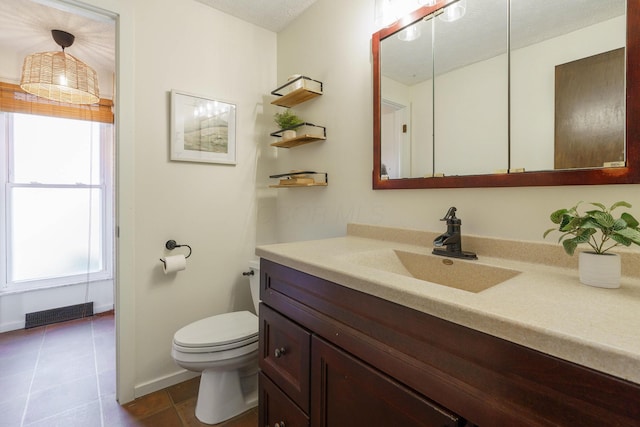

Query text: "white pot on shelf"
[578, 251, 621, 289]
[282, 130, 297, 140]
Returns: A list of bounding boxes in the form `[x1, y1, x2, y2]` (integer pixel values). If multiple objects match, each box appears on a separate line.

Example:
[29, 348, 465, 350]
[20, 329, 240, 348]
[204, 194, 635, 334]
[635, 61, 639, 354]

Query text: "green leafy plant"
[543, 201, 640, 255]
[274, 109, 303, 130]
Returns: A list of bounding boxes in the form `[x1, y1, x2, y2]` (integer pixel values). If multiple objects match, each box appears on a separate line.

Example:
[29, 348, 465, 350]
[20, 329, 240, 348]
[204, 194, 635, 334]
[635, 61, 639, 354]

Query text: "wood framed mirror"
[373, 0, 640, 189]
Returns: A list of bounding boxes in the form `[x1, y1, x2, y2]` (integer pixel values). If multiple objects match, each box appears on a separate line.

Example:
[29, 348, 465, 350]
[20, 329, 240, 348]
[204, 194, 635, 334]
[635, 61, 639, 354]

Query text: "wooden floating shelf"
[269, 182, 328, 188]
[271, 87, 322, 108]
[268, 171, 328, 188]
[271, 135, 326, 148]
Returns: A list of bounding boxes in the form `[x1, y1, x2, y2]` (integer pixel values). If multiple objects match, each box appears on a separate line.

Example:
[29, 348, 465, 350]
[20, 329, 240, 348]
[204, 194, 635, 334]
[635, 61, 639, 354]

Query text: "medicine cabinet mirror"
[373, 0, 640, 189]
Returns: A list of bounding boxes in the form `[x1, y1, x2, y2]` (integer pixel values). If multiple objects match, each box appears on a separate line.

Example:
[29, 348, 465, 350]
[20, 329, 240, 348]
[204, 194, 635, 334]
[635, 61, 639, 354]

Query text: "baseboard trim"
[0, 320, 24, 333]
[134, 369, 199, 399]
[0, 303, 114, 333]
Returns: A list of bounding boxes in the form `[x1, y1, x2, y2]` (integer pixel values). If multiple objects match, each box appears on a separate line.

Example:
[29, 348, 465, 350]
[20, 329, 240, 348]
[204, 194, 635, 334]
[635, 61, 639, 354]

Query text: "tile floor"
[0, 311, 257, 427]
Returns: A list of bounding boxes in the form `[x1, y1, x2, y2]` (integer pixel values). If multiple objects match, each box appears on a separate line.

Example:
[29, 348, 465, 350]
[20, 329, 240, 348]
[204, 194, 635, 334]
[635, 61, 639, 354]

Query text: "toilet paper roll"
[162, 254, 186, 274]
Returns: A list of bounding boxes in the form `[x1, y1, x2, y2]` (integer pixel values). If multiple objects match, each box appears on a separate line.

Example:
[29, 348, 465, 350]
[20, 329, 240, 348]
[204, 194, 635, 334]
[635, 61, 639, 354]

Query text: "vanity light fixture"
[20, 30, 100, 105]
[439, 0, 466, 22]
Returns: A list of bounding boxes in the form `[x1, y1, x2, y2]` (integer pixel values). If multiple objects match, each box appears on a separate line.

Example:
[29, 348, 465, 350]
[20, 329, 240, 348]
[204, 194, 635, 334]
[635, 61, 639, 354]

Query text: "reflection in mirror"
[379, 0, 509, 178]
[510, 0, 626, 172]
[380, 17, 434, 179]
[433, 0, 508, 176]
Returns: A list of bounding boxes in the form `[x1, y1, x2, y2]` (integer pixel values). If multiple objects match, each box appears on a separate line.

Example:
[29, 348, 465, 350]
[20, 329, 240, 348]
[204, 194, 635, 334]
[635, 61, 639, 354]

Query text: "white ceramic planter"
[578, 252, 621, 289]
[282, 130, 297, 140]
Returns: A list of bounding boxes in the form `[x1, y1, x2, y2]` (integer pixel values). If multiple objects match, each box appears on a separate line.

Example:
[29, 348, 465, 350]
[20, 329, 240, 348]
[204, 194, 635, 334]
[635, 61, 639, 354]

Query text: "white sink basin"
[343, 249, 521, 293]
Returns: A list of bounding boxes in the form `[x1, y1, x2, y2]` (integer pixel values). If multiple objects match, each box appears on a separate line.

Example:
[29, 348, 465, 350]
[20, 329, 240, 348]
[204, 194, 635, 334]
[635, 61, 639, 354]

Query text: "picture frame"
[170, 90, 237, 164]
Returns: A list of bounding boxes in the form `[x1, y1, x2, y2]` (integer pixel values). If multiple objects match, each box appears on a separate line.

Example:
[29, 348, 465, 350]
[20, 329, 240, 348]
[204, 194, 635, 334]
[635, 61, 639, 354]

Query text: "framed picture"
[170, 90, 237, 164]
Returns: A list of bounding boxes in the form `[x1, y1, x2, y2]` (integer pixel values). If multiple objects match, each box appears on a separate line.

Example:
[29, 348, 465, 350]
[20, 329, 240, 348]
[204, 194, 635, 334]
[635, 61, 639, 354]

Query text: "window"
[1, 112, 113, 290]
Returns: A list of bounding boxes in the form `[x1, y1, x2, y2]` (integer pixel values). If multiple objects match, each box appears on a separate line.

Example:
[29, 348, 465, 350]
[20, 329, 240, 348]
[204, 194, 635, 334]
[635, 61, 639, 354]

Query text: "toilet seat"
[173, 311, 258, 353]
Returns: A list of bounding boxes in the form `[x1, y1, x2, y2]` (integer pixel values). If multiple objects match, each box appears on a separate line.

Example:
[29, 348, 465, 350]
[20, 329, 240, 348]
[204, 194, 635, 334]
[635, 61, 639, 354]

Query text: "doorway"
[0, 0, 120, 404]
[381, 99, 410, 179]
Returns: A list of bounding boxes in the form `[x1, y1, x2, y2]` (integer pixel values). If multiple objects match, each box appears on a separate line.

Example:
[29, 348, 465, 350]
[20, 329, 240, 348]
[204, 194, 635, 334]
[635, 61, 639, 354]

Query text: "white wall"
[128, 0, 276, 397]
[273, 0, 640, 246]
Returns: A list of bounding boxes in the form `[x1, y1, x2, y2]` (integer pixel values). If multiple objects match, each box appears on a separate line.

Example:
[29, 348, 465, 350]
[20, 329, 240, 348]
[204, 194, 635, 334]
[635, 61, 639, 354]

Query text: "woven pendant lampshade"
[20, 30, 99, 105]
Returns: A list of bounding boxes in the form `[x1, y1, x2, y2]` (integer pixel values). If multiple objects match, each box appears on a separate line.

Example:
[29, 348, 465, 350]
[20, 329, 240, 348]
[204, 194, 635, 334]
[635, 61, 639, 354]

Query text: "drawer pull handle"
[274, 422, 286, 427]
[274, 347, 286, 358]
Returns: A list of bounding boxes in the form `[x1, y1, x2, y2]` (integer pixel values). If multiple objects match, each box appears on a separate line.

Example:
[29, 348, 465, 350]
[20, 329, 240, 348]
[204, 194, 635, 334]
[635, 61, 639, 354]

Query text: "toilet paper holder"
[159, 240, 192, 267]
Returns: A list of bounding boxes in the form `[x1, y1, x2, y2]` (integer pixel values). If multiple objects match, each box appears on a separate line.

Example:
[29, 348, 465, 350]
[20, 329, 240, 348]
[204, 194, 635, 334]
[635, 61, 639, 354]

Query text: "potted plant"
[274, 109, 303, 140]
[544, 201, 640, 288]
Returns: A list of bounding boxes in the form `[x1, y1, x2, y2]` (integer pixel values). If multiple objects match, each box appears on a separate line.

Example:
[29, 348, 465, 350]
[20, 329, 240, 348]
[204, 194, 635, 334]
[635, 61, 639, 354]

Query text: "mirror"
[510, 0, 626, 172]
[373, 0, 640, 189]
[433, 0, 508, 176]
[379, 17, 434, 179]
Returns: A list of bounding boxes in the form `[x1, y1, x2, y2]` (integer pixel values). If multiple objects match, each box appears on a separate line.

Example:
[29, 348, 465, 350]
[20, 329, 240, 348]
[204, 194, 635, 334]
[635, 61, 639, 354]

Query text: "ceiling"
[0, 0, 116, 76]
[0, 0, 316, 82]
[194, 0, 317, 32]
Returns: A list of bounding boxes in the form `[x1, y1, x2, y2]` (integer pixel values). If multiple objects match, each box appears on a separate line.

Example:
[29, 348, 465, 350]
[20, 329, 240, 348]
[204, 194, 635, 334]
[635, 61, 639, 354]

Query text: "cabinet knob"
[274, 422, 286, 427]
[274, 347, 286, 358]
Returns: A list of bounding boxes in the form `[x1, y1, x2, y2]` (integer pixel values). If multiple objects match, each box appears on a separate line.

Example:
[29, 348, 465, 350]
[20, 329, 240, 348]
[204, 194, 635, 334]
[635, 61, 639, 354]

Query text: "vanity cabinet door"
[259, 372, 309, 427]
[260, 303, 311, 412]
[310, 336, 467, 427]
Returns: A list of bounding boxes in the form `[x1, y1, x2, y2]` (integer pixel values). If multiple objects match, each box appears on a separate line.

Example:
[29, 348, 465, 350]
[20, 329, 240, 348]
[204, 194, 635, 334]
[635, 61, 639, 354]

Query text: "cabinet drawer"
[259, 303, 311, 412]
[259, 372, 309, 427]
[311, 336, 467, 427]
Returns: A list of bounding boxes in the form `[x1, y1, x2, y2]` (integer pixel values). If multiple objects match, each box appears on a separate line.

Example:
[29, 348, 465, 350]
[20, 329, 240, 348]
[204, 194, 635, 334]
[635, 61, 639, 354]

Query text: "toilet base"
[195, 366, 258, 424]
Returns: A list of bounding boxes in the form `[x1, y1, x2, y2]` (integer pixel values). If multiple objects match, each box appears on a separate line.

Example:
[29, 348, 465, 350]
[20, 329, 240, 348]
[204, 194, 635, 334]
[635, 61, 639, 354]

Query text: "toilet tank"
[248, 260, 260, 314]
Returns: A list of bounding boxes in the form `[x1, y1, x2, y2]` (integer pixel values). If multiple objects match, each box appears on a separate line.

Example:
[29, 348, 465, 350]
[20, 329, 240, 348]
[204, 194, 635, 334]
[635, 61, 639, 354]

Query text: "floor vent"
[25, 302, 94, 329]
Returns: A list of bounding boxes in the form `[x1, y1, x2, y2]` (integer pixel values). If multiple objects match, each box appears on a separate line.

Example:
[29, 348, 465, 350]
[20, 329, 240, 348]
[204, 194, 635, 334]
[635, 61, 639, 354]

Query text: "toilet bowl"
[171, 260, 260, 424]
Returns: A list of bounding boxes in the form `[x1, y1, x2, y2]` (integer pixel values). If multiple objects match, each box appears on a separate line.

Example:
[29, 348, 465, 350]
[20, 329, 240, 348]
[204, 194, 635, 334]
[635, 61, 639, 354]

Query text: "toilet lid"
[174, 311, 258, 348]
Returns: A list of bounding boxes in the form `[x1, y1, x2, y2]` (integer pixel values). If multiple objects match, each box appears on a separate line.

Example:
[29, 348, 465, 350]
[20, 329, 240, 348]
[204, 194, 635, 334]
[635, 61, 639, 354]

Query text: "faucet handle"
[440, 206, 457, 221]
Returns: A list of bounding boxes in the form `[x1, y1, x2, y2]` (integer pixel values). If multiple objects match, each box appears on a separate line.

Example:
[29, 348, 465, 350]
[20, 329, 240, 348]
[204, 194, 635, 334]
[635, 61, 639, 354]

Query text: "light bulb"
[398, 25, 421, 41]
[440, 0, 466, 22]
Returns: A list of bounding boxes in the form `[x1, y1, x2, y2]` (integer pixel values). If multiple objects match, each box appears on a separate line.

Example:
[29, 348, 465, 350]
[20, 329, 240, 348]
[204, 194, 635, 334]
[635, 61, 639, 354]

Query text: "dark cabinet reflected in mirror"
[373, 0, 640, 189]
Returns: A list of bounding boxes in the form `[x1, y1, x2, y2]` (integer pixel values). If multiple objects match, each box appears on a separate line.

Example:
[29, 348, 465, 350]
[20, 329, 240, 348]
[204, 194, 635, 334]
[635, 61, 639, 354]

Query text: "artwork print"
[171, 90, 237, 164]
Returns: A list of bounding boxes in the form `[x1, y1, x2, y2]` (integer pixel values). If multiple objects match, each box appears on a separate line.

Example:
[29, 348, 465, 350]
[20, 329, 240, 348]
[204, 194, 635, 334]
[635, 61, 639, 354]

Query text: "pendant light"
[20, 29, 100, 105]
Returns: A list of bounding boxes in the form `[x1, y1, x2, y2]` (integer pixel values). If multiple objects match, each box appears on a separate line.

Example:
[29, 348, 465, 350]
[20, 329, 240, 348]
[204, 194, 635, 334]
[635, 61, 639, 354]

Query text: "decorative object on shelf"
[170, 90, 236, 164]
[274, 109, 304, 140]
[271, 76, 323, 108]
[20, 29, 99, 105]
[544, 201, 640, 288]
[270, 122, 327, 148]
[285, 74, 303, 93]
[269, 171, 328, 188]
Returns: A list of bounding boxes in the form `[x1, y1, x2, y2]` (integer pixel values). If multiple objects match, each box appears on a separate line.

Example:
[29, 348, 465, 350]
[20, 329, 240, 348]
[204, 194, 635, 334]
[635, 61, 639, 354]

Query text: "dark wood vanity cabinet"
[310, 335, 465, 427]
[259, 303, 464, 427]
[258, 259, 640, 427]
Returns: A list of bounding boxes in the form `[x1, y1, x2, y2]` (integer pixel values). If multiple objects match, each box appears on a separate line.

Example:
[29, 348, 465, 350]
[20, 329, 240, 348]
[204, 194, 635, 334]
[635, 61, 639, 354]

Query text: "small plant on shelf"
[274, 109, 303, 130]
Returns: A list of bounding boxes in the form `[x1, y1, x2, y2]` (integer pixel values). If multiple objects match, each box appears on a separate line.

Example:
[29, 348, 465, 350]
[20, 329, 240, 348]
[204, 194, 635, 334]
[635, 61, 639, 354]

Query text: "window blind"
[0, 82, 113, 124]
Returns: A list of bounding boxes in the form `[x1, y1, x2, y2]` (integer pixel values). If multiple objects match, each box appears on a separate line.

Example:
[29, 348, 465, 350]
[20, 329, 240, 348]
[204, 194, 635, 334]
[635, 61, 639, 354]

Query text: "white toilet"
[171, 260, 260, 424]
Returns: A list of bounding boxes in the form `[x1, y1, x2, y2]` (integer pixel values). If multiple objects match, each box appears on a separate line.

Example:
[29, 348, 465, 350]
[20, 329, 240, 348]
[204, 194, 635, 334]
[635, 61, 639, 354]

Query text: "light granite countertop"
[256, 223, 640, 385]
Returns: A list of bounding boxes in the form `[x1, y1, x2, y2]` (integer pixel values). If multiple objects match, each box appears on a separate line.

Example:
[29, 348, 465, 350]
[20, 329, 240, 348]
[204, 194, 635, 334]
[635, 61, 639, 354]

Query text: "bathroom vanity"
[256, 224, 640, 426]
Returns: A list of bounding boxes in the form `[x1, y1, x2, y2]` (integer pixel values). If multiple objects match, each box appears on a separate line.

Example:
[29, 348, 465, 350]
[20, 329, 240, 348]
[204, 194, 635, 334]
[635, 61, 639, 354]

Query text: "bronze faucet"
[433, 207, 477, 260]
